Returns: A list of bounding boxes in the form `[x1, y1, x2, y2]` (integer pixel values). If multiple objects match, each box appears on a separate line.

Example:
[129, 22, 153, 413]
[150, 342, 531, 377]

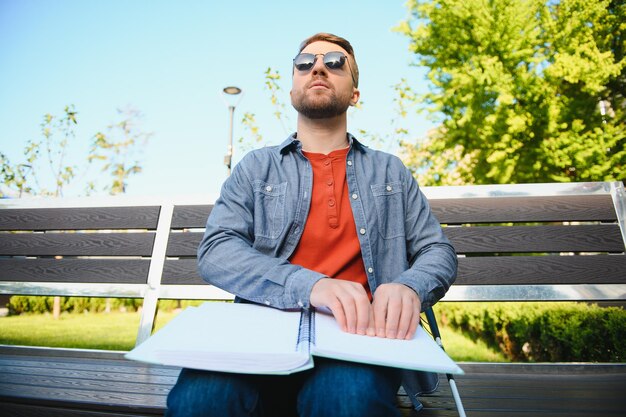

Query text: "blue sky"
[0, 0, 433, 197]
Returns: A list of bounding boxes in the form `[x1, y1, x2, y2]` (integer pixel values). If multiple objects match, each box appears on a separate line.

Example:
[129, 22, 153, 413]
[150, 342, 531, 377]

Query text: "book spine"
[296, 309, 314, 353]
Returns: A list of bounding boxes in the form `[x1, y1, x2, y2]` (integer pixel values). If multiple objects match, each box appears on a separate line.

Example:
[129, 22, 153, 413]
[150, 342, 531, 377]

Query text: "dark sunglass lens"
[294, 54, 315, 71]
[324, 52, 345, 69]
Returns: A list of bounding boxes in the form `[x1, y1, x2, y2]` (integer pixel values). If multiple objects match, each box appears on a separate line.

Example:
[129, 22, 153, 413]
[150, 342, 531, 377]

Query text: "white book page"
[126, 302, 313, 374]
[312, 311, 463, 375]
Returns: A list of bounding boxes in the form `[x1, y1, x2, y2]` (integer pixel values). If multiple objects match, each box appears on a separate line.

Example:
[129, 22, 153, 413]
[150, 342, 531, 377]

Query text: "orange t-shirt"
[289, 147, 371, 299]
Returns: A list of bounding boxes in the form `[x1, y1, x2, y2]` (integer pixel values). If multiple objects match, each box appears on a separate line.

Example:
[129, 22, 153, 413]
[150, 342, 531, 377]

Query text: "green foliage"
[87, 107, 152, 195]
[237, 68, 293, 155]
[0, 105, 151, 197]
[8, 296, 142, 315]
[396, 0, 625, 185]
[436, 302, 626, 362]
[5, 296, 206, 316]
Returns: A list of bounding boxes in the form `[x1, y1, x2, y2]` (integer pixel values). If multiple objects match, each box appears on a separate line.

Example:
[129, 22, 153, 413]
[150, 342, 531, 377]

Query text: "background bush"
[435, 302, 626, 362]
[7, 296, 143, 315]
[6, 296, 204, 316]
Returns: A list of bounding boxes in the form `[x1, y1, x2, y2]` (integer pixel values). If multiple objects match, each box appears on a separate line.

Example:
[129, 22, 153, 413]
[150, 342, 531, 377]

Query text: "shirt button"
[327, 180, 333, 186]
[368, 267, 373, 273]
[386, 185, 392, 191]
[297, 300, 304, 308]
[359, 228, 366, 235]
[351, 193, 358, 199]
[328, 199, 336, 207]
[347, 160, 353, 166]
[266, 185, 272, 192]
[265, 300, 271, 306]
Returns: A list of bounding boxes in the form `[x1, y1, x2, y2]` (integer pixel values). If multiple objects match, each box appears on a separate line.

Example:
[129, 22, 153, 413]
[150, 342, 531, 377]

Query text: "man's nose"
[311, 56, 327, 77]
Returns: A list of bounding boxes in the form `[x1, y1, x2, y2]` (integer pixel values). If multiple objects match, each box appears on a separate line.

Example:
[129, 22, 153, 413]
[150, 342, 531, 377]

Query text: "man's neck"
[296, 114, 349, 154]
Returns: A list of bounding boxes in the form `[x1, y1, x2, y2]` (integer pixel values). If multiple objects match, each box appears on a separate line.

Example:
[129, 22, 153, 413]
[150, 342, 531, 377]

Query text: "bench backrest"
[1, 181, 625, 346]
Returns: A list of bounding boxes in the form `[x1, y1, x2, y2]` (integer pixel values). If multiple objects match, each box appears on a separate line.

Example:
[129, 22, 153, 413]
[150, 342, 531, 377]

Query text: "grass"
[0, 310, 506, 362]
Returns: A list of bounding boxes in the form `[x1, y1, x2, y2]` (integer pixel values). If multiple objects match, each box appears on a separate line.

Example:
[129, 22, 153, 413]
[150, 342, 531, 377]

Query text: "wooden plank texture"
[0, 233, 155, 256]
[0, 207, 160, 231]
[1, 352, 624, 417]
[162, 259, 203, 284]
[430, 195, 617, 224]
[456, 255, 626, 285]
[161, 255, 626, 287]
[445, 224, 624, 253]
[171, 205, 212, 229]
[166, 232, 202, 257]
[0, 402, 163, 417]
[0, 259, 150, 284]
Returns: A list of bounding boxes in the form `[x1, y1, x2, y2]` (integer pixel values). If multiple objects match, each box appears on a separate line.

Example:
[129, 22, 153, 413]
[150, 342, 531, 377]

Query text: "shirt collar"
[279, 133, 367, 155]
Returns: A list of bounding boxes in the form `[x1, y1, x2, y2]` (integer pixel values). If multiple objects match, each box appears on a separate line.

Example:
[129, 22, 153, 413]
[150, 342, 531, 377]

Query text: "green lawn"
[0, 310, 506, 362]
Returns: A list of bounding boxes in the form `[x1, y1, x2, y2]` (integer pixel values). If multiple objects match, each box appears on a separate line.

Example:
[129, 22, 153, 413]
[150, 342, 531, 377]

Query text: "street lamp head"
[223, 86, 242, 95]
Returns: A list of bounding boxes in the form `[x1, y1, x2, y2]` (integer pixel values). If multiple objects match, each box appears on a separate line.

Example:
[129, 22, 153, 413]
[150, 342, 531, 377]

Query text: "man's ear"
[350, 88, 360, 106]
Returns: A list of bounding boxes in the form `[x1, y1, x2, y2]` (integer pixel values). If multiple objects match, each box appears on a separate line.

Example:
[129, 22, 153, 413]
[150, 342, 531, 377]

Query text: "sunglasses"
[293, 51, 356, 85]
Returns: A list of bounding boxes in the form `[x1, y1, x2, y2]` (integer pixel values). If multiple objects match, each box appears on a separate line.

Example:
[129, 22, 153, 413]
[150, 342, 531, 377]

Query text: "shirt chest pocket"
[371, 181, 405, 239]
[253, 180, 287, 239]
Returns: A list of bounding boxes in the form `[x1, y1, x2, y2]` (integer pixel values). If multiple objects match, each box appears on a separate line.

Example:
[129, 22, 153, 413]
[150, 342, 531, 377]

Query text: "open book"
[126, 302, 463, 375]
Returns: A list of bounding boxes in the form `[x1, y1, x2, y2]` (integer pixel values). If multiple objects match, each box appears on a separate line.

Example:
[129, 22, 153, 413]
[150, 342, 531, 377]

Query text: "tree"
[1, 105, 151, 197]
[396, 0, 625, 185]
[1, 105, 151, 318]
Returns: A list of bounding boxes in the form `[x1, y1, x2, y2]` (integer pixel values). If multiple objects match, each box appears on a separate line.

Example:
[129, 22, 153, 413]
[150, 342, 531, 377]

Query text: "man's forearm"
[197, 230, 325, 309]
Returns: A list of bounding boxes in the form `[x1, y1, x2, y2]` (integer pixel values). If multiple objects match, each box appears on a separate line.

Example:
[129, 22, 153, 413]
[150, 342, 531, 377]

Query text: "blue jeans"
[165, 357, 402, 417]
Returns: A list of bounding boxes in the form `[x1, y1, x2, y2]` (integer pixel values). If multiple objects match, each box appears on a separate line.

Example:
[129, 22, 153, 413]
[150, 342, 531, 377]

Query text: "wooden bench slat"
[430, 195, 617, 224]
[0, 259, 150, 284]
[0, 402, 163, 417]
[2, 352, 625, 417]
[161, 255, 626, 287]
[171, 205, 212, 229]
[166, 232, 202, 256]
[457, 255, 626, 285]
[0, 373, 173, 396]
[162, 259, 203, 284]
[445, 224, 624, 253]
[0, 206, 160, 231]
[0, 233, 155, 256]
[0, 383, 167, 412]
[166, 224, 626, 257]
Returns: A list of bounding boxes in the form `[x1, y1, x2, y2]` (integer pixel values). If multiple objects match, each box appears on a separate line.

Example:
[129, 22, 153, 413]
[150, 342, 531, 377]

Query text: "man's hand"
[310, 278, 371, 335]
[371, 283, 421, 340]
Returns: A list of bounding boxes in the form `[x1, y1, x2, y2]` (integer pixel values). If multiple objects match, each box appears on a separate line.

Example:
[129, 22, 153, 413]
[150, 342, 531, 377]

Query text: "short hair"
[297, 33, 360, 88]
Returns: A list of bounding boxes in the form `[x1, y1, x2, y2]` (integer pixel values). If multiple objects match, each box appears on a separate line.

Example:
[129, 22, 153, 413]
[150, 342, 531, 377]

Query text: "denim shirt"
[198, 133, 456, 309]
[197, 134, 458, 409]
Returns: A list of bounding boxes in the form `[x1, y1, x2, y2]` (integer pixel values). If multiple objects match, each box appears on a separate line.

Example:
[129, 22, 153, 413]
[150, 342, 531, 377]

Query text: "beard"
[291, 87, 352, 119]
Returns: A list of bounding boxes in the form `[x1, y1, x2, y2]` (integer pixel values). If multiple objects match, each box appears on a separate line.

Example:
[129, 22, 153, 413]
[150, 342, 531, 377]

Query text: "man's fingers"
[373, 296, 388, 338]
[366, 308, 376, 336]
[310, 278, 371, 335]
[384, 297, 401, 339]
[327, 295, 348, 332]
[372, 283, 422, 339]
[405, 306, 421, 340]
[396, 293, 416, 340]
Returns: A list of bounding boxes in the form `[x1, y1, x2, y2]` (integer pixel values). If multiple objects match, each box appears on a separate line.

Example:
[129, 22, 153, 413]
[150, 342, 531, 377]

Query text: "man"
[166, 33, 457, 417]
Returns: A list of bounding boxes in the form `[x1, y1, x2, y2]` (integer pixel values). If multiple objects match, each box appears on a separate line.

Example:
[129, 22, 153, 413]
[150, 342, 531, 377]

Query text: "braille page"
[312, 310, 463, 375]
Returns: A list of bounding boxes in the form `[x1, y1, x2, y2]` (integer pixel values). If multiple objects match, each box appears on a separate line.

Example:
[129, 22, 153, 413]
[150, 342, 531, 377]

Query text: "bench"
[1, 181, 625, 416]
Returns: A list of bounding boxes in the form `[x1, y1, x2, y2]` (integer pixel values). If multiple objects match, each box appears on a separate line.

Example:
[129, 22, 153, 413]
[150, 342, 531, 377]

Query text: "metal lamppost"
[222, 86, 243, 176]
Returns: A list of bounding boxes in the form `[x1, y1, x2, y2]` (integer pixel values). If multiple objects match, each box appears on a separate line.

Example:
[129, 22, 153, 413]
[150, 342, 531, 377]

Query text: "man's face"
[290, 41, 360, 120]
